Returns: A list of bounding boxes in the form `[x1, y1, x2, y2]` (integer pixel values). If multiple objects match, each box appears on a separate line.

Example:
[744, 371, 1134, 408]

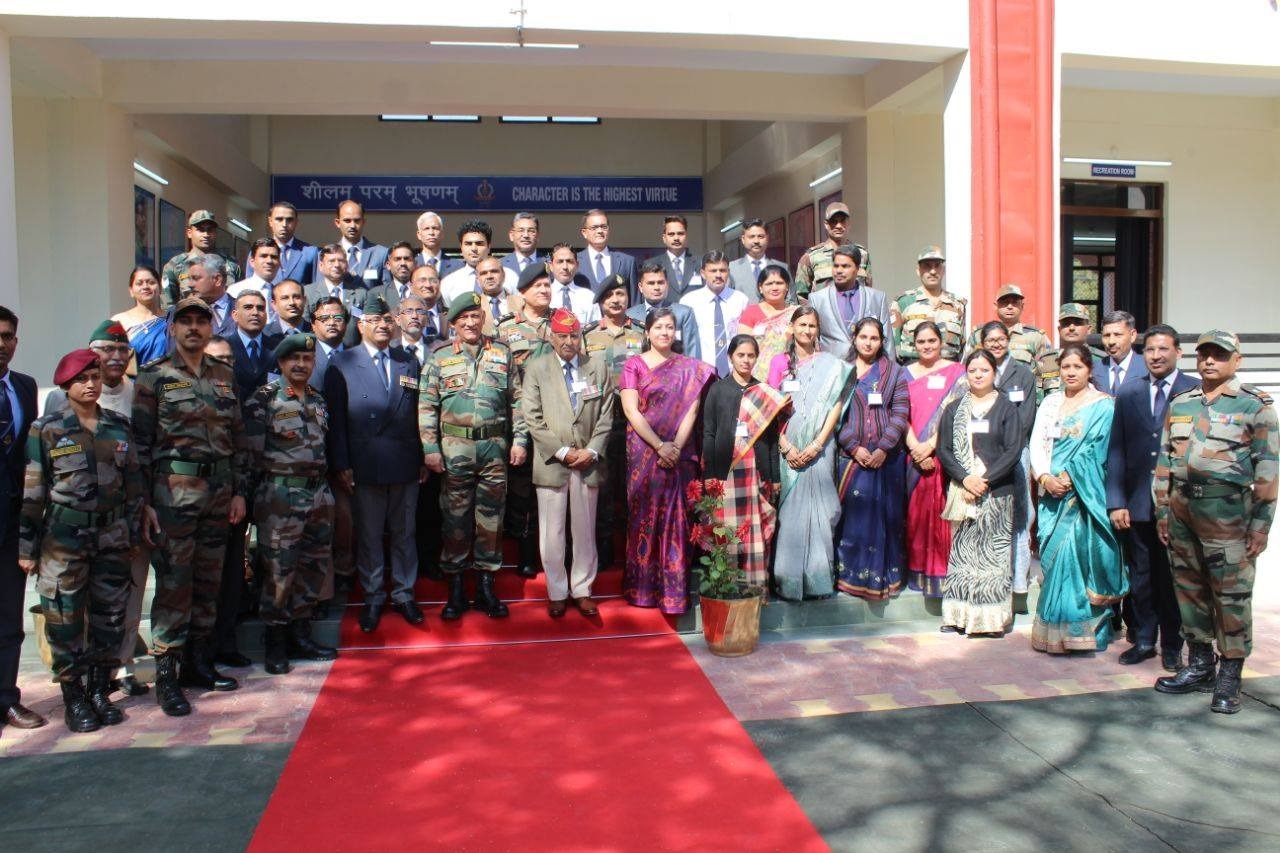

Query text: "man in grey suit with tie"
[809, 245, 894, 360]
[183, 254, 237, 338]
[414, 211, 464, 278]
[367, 241, 418, 316]
[645, 215, 700, 301]
[305, 244, 368, 347]
[577, 209, 636, 295]
[728, 218, 785, 305]
[334, 199, 390, 287]
[625, 261, 701, 360]
[521, 309, 615, 617]
[500, 212, 545, 277]
[1093, 309, 1150, 393]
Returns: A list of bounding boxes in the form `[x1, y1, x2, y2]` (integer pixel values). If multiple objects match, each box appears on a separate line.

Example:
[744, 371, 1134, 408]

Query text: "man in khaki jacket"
[520, 309, 616, 617]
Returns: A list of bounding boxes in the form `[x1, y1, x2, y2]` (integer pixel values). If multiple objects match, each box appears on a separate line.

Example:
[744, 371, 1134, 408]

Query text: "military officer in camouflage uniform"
[244, 334, 337, 676]
[420, 293, 529, 620]
[583, 274, 643, 567]
[1035, 302, 1104, 400]
[161, 210, 243, 309]
[963, 283, 1050, 366]
[891, 246, 967, 362]
[133, 296, 250, 716]
[495, 262, 554, 577]
[1153, 330, 1278, 714]
[19, 349, 144, 732]
[794, 202, 871, 300]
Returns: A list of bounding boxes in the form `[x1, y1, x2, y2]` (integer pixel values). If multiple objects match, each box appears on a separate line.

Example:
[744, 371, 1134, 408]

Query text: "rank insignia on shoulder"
[1243, 384, 1273, 405]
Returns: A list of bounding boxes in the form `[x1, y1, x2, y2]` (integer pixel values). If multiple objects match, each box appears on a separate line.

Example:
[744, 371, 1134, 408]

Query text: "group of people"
[0, 197, 1274, 737]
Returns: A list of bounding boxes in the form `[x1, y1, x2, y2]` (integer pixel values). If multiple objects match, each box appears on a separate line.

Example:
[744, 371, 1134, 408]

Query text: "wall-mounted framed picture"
[158, 199, 186, 266]
[765, 217, 786, 262]
[787, 204, 815, 272]
[134, 186, 156, 267]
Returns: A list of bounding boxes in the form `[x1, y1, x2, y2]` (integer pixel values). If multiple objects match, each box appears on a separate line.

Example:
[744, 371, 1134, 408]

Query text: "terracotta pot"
[699, 594, 763, 657]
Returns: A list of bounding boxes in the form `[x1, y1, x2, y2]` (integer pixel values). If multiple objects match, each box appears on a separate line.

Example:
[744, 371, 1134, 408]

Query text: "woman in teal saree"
[1028, 343, 1126, 653]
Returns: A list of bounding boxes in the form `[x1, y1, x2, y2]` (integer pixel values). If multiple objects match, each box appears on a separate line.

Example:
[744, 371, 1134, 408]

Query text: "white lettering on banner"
[511, 185, 571, 203]
[405, 185, 461, 206]
[300, 180, 323, 200]
[358, 184, 399, 205]
[308, 184, 352, 201]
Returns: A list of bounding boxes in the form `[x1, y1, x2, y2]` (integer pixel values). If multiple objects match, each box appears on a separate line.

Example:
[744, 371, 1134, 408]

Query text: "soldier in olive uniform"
[794, 202, 871, 300]
[494, 262, 555, 577]
[244, 334, 337, 676]
[420, 293, 530, 620]
[1153, 330, 1278, 714]
[161, 210, 243, 309]
[133, 296, 251, 716]
[963, 283, 1050, 366]
[1036, 302, 1105, 400]
[891, 246, 967, 363]
[19, 350, 145, 732]
[583, 274, 643, 567]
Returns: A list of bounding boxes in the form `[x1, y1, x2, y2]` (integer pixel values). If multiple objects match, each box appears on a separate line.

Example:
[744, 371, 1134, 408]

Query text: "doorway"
[1060, 180, 1163, 329]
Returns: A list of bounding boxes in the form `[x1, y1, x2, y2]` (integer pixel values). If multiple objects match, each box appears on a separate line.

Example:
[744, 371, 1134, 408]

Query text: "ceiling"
[1062, 66, 1280, 98]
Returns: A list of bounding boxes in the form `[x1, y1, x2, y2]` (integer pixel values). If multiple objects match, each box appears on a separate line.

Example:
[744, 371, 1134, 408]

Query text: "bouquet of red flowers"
[687, 478, 758, 600]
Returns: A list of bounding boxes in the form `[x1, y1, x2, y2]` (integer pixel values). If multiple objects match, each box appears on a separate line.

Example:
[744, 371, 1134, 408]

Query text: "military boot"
[516, 535, 540, 578]
[441, 572, 469, 621]
[179, 638, 239, 692]
[154, 653, 191, 717]
[1211, 657, 1245, 715]
[87, 666, 124, 725]
[474, 571, 510, 619]
[1155, 642, 1216, 694]
[287, 620, 338, 661]
[61, 678, 101, 733]
[264, 625, 291, 676]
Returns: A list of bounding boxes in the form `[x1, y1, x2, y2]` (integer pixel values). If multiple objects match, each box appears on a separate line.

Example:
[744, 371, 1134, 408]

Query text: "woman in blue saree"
[1029, 343, 1126, 653]
[111, 265, 170, 367]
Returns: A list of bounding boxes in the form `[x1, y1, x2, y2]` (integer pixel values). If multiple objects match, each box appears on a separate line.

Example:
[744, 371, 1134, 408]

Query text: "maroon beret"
[53, 349, 101, 387]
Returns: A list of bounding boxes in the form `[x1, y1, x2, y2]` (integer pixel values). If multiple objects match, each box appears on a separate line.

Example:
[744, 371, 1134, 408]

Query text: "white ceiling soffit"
[1062, 64, 1280, 98]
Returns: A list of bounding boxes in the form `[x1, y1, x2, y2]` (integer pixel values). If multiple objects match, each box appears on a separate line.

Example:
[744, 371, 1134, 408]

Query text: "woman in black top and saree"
[701, 335, 789, 591]
[936, 349, 1024, 637]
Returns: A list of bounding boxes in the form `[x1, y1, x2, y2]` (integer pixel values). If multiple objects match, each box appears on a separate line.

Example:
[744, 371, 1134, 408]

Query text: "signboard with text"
[271, 174, 703, 213]
[1090, 163, 1137, 178]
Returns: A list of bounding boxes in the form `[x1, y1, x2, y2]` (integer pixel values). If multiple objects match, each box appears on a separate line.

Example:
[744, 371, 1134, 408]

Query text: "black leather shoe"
[441, 573, 469, 621]
[288, 620, 339, 660]
[1161, 649, 1184, 672]
[87, 667, 124, 725]
[179, 640, 239, 692]
[61, 679, 101, 733]
[264, 625, 292, 675]
[154, 654, 191, 717]
[112, 675, 150, 697]
[393, 599, 425, 625]
[215, 650, 253, 669]
[359, 601, 383, 633]
[1118, 644, 1156, 665]
[1155, 642, 1216, 694]
[516, 535, 540, 578]
[1211, 658, 1244, 714]
[3, 703, 47, 729]
[475, 571, 509, 618]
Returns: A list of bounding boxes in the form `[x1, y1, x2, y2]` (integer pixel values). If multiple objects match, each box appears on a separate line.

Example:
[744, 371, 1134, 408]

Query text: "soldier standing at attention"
[19, 349, 144, 732]
[244, 334, 337, 676]
[794, 202, 870, 301]
[420, 293, 529, 620]
[161, 210, 243, 309]
[1153, 330, 1278, 714]
[495, 262, 555, 578]
[891, 246, 967, 363]
[963, 283, 1050, 366]
[1036, 303, 1100, 400]
[133, 296, 250, 716]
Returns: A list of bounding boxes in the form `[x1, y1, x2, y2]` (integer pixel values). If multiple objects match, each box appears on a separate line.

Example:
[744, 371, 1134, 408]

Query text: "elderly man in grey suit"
[809, 245, 894, 360]
[521, 308, 615, 617]
[728, 218, 785, 305]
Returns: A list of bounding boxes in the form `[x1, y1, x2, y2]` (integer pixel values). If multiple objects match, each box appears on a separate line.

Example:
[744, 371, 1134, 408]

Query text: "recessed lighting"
[808, 167, 842, 188]
[501, 115, 550, 123]
[133, 161, 169, 186]
[229, 218, 252, 233]
[1074, 236, 1116, 243]
[380, 114, 431, 122]
[719, 220, 743, 234]
[431, 115, 480, 122]
[1063, 157, 1172, 167]
[429, 41, 579, 50]
[550, 116, 600, 124]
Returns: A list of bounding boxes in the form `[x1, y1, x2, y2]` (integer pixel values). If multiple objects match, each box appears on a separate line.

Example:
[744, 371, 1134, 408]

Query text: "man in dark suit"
[578, 209, 635, 295]
[227, 292, 284, 403]
[1107, 323, 1198, 670]
[305, 244, 368, 348]
[392, 295, 442, 579]
[0, 306, 45, 729]
[308, 296, 354, 599]
[414, 211, 464, 278]
[366, 241, 418, 316]
[323, 294, 425, 633]
[245, 202, 317, 286]
[1093, 309, 1150, 393]
[334, 199, 390, 287]
[500, 212, 545, 277]
[625, 261, 701, 360]
[644, 215, 700, 301]
[264, 279, 311, 337]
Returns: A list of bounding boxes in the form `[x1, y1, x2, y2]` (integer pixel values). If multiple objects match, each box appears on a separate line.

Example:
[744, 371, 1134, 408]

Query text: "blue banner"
[1090, 163, 1136, 179]
[271, 174, 703, 213]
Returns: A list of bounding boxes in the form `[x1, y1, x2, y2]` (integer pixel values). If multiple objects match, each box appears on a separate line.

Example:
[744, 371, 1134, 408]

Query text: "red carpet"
[347, 568, 624, 605]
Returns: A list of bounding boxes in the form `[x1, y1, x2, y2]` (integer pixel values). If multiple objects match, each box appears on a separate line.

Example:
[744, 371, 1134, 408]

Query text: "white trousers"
[535, 473, 599, 601]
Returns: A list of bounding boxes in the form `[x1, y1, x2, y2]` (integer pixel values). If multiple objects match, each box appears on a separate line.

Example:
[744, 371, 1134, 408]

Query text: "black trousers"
[0, 522, 25, 707]
[416, 474, 442, 572]
[1123, 520, 1183, 652]
[214, 520, 249, 654]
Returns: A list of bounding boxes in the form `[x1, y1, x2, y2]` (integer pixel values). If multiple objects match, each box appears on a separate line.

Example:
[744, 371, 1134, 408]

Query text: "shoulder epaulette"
[582, 320, 601, 335]
[139, 353, 171, 371]
[1242, 384, 1274, 405]
[428, 339, 452, 353]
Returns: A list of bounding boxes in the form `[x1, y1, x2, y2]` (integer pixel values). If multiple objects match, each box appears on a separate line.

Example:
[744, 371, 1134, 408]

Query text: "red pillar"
[969, 0, 1056, 329]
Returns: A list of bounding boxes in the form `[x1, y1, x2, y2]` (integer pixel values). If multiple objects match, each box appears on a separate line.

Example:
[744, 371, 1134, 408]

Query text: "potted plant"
[688, 478, 765, 657]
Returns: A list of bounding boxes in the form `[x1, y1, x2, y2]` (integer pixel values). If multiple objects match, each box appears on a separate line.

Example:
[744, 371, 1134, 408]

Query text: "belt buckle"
[1189, 484, 1204, 499]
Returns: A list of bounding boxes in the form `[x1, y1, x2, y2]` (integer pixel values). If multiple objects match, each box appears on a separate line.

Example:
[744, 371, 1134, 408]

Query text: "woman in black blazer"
[936, 349, 1024, 637]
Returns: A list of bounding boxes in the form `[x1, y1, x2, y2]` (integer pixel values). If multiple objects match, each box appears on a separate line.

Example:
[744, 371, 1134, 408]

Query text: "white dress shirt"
[680, 286, 748, 370]
[441, 264, 518, 306]
[228, 275, 277, 322]
[1105, 350, 1136, 393]
[551, 280, 601, 326]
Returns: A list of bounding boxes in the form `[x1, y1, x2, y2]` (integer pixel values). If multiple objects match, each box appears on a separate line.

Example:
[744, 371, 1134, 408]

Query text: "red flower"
[690, 522, 710, 546]
[735, 522, 752, 541]
[704, 479, 725, 498]
[686, 480, 704, 503]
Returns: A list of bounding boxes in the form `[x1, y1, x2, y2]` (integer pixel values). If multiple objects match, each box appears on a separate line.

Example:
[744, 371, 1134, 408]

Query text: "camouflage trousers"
[36, 516, 132, 681]
[150, 474, 232, 655]
[441, 435, 506, 573]
[1167, 491, 1255, 659]
[254, 478, 334, 626]
[504, 457, 536, 540]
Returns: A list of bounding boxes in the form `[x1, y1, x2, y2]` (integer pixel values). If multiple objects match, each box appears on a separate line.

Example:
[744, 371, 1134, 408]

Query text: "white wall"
[1061, 87, 1280, 334]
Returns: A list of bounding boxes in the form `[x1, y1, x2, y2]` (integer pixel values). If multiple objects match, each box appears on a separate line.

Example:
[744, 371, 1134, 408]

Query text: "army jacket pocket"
[51, 449, 89, 476]
[1207, 420, 1246, 447]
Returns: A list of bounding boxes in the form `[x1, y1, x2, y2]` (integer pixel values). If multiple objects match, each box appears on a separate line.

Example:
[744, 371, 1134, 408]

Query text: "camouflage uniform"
[493, 310, 552, 541]
[794, 242, 871, 300]
[583, 318, 645, 545]
[19, 408, 144, 680]
[892, 287, 968, 362]
[419, 337, 529, 573]
[244, 380, 333, 626]
[161, 252, 243, 310]
[133, 352, 250, 653]
[1154, 377, 1279, 659]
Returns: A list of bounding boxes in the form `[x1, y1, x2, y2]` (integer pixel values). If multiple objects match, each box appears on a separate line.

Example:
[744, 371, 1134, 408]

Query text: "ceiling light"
[1074, 236, 1116, 243]
[501, 115, 550, 123]
[1063, 157, 1172, 167]
[429, 41, 579, 49]
[808, 167, 842, 188]
[719, 220, 743, 234]
[551, 116, 600, 124]
[380, 114, 431, 122]
[432, 115, 480, 122]
[133, 161, 169, 186]
[229, 218, 252, 233]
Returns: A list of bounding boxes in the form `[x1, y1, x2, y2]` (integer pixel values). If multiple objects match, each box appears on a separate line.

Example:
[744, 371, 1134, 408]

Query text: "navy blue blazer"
[309, 342, 342, 389]
[417, 251, 464, 279]
[246, 238, 317, 286]
[501, 251, 546, 277]
[263, 317, 312, 338]
[1106, 370, 1199, 521]
[0, 370, 37, 543]
[227, 330, 284, 403]
[1092, 352, 1149, 394]
[578, 248, 636, 296]
[322, 345, 423, 486]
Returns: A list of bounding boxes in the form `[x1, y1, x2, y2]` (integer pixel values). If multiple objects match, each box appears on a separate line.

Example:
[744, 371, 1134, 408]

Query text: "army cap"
[448, 292, 482, 324]
[917, 246, 945, 263]
[272, 333, 317, 363]
[594, 273, 629, 304]
[362, 294, 391, 317]
[89, 319, 129, 345]
[173, 295, 213, 318]
[823, 202, 851, 222]
[1058, 302, 1090, 322]
[516, 261, 551, 292]
[995, 283, 1024, 300]
[1195, 329, 1240, 354]
[188, 210, 218, 227]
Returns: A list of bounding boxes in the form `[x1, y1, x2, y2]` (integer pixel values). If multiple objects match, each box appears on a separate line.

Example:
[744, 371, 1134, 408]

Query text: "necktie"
[348, 245, 359, 269]
[1111, 364, 1123, 394]
[424, 312, 438, 339]
[399, 283, 408, 301]
[376, 351, 390, 390]
[247, 339, 260, 371]
[491, 297, 502, 321]
[520, 256, 530, 271]
[331, 284, 341, 301]
[562, 285, 572, 310]
[0, 380, 13, 450]
[594, 253, 606, 282]
[752, 259, 761, 282]
[672, 256, 683, 283]
[426, 256, 437, 269]
[1153, 378, 1169, 424]
[713, 295, 729, 376]
[564, 361, 578, 410]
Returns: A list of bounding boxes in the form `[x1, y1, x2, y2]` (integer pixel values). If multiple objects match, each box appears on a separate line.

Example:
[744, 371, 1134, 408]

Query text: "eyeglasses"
[314, 314, 346, 323]
[90, 344, 132, 356]
[584, 224, 609, 231]
[362, 316, 395, 326]
[400, 308, 430, 316]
